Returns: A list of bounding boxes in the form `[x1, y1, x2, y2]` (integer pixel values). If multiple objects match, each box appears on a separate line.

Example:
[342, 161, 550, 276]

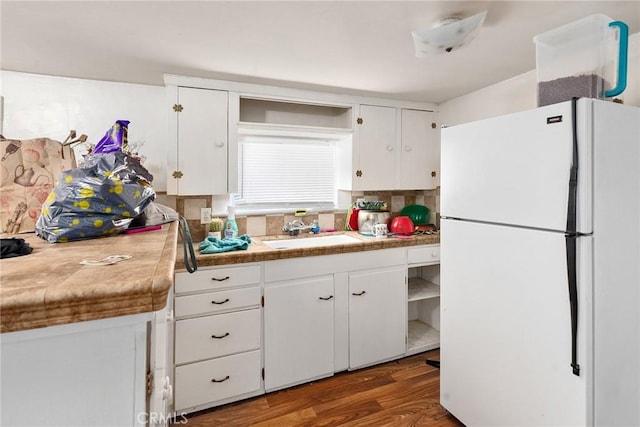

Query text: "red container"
[390, 216, 414, 235]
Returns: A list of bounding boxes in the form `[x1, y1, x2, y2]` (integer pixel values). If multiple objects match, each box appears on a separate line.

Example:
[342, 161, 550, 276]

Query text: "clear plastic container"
[534, 14, 628, 106]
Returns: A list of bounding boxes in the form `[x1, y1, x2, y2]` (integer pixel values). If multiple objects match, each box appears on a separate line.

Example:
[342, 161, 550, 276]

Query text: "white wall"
[439, 32, 640, 126]
[0, 71, 168, 190]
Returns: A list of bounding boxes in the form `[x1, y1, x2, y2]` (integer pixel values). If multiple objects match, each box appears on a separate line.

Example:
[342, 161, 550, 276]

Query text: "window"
[235, 134, 342, 212]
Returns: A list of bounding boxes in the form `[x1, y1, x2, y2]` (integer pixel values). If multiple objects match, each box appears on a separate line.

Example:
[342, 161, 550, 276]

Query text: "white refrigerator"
[440, 98, 640, 426]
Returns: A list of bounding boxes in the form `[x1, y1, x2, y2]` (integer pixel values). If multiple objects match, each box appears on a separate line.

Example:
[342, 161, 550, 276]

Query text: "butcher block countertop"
[0, 222, 178, 333]
[181, 231, 440, 270]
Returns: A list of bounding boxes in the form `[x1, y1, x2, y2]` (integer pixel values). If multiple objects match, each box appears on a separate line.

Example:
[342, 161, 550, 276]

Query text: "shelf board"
[408, 278, 440, 302]
[406, 320, 440, 356]
[237, 122, 353, 138]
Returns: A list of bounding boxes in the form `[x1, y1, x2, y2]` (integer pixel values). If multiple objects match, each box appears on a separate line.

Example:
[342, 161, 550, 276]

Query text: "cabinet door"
[264, 275, 334, 391]
[355, 105, 396, 191]
[349, 267, 406, 369]
[169, 87, 228, 195]
[399, 109, 438, 190]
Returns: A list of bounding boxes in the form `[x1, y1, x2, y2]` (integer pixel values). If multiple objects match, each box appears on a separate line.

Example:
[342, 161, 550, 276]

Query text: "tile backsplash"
[163, 189, 440, 242]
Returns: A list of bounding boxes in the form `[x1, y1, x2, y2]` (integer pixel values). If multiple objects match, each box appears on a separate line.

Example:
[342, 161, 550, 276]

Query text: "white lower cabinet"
[407, 245, 441, 355]
[262, 248, 407, 390]
[349, 266, 407, 369]
[172, 245, 441, 414]
[173, 265, 263, 413]
[263, 275, 335, 391]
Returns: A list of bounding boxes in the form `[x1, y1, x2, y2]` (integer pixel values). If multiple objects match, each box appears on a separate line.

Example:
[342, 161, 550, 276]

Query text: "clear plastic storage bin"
[534, 14, 628, 107]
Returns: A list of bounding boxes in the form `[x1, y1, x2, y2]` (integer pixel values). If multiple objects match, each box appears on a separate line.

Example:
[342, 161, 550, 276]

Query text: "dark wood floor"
[178, 349, 464, 426]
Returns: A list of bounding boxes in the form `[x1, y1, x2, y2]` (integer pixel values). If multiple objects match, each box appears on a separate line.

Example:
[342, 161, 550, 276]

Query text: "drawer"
[175, 309, 261, 364]
[175, 286, 261, 318]
[174, 350, 261, 411]
[408, 245, 440, 265]
[176, 265, 261, 294]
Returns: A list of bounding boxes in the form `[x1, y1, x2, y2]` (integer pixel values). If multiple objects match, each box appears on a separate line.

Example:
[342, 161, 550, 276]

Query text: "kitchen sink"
[262, 234, 362, 249]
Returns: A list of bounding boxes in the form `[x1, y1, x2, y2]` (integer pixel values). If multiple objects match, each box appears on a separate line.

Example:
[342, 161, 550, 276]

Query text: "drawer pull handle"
[211, 276, 230, 282]
[211, 332, 230, 339]
[211, 376, 230, 383]
[318, 295, 334, 301]
[211, 298, 230, 305]
[352, 291, 366, 296]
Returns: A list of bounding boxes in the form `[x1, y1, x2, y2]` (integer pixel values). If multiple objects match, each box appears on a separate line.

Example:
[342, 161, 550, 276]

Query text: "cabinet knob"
[386, 145, 394, 151]
[215, 142, 225, 148]
[404, 145, 412, 152]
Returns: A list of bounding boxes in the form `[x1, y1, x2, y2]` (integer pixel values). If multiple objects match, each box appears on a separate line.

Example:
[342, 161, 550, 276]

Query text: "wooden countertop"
[0, 222, 178, 333]
[180, 231, 440, 270]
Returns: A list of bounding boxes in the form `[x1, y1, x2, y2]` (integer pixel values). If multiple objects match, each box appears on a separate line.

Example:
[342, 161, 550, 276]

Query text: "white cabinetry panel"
[175, 350, 261, 411]
[399, 109, 438, 189]
[175, 309, 261, 364]
[264, 275, 335, 391]
[174, 287, 261, 318]
[175, 264, 261, 294]
[353, 105, 437, 191]
[167, 86, 228, 195]
[349, 266, 406, 369]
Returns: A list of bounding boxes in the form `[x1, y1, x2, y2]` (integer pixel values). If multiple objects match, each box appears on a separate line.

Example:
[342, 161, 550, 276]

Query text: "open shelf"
[408, 278, 440, 302]
[239, 97, 352, 130]
[407, 320, 440, 356]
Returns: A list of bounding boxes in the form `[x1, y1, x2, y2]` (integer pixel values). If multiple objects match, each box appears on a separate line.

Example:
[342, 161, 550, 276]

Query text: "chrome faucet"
[283, 219, 318, 236]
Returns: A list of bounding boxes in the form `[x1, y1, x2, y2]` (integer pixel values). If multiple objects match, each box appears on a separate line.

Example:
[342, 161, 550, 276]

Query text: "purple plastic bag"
[94, 120, 130, 154]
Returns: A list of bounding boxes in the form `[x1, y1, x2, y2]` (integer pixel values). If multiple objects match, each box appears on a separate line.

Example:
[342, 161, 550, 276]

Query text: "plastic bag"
[94, 120, 130, 154]
[35, 150, 155, 243]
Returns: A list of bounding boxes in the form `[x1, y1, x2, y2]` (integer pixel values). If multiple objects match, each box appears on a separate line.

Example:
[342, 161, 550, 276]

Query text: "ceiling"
[1, 1, 639, 103]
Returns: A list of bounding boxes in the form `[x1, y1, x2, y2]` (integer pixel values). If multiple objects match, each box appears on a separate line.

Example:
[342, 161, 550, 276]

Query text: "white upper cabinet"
[167, 86, 228, 195]
[347, 105, 438, 191]
[399, 109, 438, 190]
[354, 105, 397, 191]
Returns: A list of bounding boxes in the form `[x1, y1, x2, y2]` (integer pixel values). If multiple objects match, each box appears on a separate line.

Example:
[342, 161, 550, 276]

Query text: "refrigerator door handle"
[565, 233, 581, 376]
[565, 97, 580, 376]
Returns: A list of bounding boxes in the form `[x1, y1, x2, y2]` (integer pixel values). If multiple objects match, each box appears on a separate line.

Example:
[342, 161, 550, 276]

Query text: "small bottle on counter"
[224, 206, 238, 239]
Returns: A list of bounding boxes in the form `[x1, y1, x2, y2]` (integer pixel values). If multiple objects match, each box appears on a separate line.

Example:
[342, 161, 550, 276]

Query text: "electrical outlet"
[200, 208, 212, 225]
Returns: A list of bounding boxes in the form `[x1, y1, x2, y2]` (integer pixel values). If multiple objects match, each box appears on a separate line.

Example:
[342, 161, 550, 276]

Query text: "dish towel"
[199, 234, 251, 254]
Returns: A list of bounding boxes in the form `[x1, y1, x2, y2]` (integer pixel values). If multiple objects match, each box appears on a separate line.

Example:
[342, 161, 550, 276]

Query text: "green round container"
[400, 204, 430, 225]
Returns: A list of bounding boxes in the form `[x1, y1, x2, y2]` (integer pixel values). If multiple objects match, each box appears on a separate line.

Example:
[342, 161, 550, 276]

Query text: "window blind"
[238, 138, 336, 207]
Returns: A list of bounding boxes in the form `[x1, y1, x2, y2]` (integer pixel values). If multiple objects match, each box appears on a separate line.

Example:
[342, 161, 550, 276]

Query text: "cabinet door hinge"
[357, 117, 363, 125]
[431, 122, 437, 129]
[172, 170, 183, 179]
[355, 170, 363, 178]
[261, 368, 265, 380]
[261, 295, 264, 307]
[146, 371, 154, 398]
[431, 171, 437, 178]
[173, 104, 183, 112]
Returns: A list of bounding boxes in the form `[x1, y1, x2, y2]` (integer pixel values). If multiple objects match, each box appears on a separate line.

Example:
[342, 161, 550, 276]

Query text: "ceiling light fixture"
[412, 10, 487, 56]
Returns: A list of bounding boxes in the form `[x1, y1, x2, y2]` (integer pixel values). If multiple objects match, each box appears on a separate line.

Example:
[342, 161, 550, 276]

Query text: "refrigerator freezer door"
[441, 100, 592, 233]
[440, 219, 591, 426]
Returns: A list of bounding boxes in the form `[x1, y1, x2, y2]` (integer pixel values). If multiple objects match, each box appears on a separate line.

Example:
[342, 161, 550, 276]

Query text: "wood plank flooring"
[177, 349, 464, 426]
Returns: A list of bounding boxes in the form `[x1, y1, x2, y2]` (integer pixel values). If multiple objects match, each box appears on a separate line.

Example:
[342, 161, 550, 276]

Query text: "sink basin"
[262, 234, 361, 249]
